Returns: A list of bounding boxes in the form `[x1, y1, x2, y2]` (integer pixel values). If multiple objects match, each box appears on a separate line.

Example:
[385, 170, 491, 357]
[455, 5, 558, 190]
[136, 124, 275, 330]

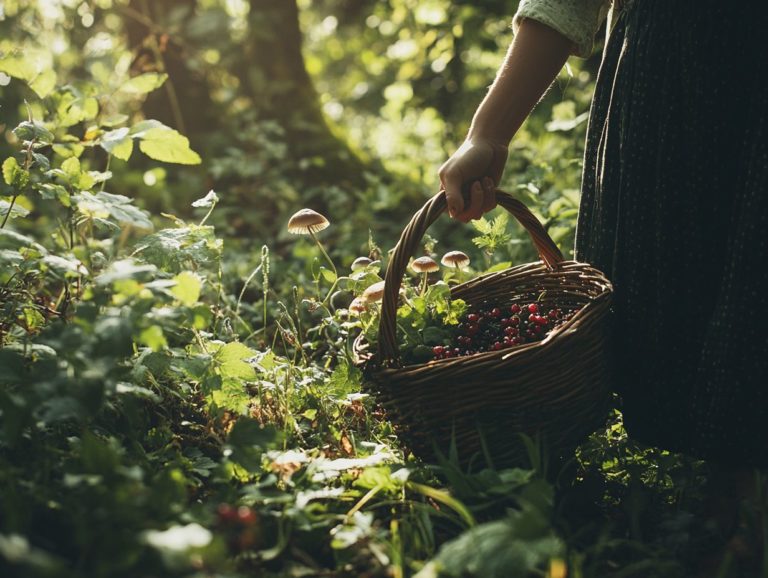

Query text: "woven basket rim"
[353, 257, 612, 371]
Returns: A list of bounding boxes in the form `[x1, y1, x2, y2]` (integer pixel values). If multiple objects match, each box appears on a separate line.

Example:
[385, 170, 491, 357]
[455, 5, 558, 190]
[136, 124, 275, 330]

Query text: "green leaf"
[215, 342, 257, 380]
[99, 127, 133, 160]
[139, 325, 168, 351]
[320, 267, 337, 283]
[13, 121, 54, 144]
[2, 157, 28, 189]
[226, 418, 279, 470]
[111, 138, 134, 161]
[0, 55, 56, 98]
[120, 72, 168, 94]
[74, 191, 153, 229]
[171, 271, 202, 306]
[138, 127, 202, 165]
[29, 69, 56, 99]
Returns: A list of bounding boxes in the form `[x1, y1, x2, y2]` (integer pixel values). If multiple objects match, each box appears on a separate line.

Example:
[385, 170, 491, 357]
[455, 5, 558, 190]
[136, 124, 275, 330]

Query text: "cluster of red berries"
[432, 301, 579, 360]
[216, 503, 261, 551]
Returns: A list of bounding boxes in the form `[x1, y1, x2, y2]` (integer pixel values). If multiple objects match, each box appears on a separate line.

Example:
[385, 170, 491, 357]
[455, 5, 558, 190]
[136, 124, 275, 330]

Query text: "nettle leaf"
[171, 271, 202, 306]
[138, 127, 202, 165]
[74, 191, 153, 229]
[139, 325, 168, 351]
[214, 342, 257, 380]
[119, 72, 168, 94]
[133, 225, 222, 272]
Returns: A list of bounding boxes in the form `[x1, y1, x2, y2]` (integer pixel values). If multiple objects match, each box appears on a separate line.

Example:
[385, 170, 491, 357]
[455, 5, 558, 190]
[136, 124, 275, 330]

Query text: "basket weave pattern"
[354, 190, 613, 468]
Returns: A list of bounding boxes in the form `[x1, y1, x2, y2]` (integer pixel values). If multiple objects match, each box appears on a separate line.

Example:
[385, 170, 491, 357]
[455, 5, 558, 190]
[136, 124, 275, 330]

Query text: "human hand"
[438, 138, 508, 223]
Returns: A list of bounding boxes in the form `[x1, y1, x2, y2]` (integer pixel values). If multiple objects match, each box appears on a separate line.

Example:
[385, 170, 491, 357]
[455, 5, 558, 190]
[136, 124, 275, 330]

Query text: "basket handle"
[377, 189, 564, 363]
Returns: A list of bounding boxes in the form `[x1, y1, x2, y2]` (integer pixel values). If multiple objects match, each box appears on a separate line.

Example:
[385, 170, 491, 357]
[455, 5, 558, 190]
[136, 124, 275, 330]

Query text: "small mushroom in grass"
[441, 250, 470, 282]
[287, 208, 337, 301]
[361, 280, 386, 303]
[411, 256, 439, 295]
[351, 256, 373, 272]
[348, 297, 367, 316]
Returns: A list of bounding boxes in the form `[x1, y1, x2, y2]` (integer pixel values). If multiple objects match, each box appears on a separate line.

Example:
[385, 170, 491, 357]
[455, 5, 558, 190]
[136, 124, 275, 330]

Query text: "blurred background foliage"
[1, 0, 598, 261]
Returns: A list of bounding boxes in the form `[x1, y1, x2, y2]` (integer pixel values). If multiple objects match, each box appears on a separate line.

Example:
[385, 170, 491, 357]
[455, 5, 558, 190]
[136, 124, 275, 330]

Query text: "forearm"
[467, 19, 572, 146]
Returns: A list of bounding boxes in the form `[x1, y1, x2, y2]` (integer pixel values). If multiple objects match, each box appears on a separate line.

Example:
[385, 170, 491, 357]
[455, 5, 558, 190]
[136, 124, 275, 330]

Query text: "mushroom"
[410, 256, 439, 295]
[351, 256, 373, 272]
[441, 250, 470, 282]
[287, 208, 337, 302]
[348, 297, 367, 316]
[361, 280, 386, 303]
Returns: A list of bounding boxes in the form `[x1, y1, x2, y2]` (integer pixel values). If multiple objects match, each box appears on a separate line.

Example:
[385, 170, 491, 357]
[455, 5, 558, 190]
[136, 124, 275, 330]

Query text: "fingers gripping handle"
[377, 189, 564, 363]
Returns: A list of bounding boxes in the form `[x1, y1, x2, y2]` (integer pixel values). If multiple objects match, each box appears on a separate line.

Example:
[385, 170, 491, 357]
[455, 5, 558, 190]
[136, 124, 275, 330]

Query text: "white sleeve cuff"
[513, 0, 610, 58]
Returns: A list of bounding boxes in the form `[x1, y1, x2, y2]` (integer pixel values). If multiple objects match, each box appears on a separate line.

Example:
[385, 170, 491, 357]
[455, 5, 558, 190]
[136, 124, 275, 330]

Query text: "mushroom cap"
[287, 208, 330, 234]
[361, 280, 386, 302]
[348, 297, 367, 315]
[410, 256, 439, 274]
[351, 256, 373, 271]
[441, 250, 470, 269]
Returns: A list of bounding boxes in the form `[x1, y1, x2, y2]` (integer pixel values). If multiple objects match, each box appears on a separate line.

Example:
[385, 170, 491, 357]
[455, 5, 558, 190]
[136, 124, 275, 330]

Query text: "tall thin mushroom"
[441, 250, 470, 283]
[411, 256, 439, 295]
[287, 208, 337, 302]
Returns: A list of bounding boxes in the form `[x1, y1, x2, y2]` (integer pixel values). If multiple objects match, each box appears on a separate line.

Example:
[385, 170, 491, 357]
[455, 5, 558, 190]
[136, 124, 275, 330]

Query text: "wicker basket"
[353, 190, 613, 469]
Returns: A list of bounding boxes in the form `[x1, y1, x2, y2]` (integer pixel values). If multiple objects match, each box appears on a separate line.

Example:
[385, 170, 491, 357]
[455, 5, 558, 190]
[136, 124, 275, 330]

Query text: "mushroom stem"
[454, 263, 463, 283]
[420, 272, 428, 295]
[308, 229, 337, 278]
[309, 229, 339, 304]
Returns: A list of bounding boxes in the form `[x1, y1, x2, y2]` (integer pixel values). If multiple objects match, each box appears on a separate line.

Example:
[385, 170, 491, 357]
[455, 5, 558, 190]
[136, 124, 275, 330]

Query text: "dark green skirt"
[575, 0, 768, 466]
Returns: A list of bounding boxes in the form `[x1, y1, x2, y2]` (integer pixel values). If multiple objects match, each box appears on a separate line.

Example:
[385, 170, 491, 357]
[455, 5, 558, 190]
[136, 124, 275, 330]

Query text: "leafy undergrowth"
[2, 55, 768, 578]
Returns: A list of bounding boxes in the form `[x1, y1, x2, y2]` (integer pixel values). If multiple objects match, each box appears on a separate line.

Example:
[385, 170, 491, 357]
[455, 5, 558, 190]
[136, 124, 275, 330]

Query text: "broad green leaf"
[12, 121, 54, 144]
[99, 128, 130, 155]
[61, 156, 81, 179]
[120, 72, 168, 94]
[138, 127, 202, 165]
[29, 69, 56, 98]
[111, 137, 134, 161]
[0, 199, 29, 220]
[0, 229, 48, 254]
[128, 119, 164, 137]
[74, 191, 153, 229]
[0, 55, 56, 98]
[2, 157, 28, 189]
[210, 378, 250, 414]
[139, 325, 168, 351]
[171, 271, 202, 306]
[320, 267, 337, 283]
[132, 225, 221, 272]
[215, 342, 257, 380]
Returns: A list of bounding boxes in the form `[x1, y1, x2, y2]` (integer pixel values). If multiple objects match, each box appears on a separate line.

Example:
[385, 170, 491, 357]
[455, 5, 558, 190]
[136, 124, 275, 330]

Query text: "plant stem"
[0, 195, 17, 229]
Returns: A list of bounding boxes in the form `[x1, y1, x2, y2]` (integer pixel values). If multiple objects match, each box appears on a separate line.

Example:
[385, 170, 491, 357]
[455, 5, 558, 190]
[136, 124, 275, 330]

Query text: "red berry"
[510, 316, 520, 326]
[237, 506, 258, 526]
[510, 304, 521, 314]
[504, 326, 518, 336]
[433, 346, 445, 356]
[217, 503, 238, 524]
[533, 315, 547, 325]
[467, 313, 479, 323]
[490, 308, 502, 318]
[492, 342, 502, 351]
[527, 303, 539, 314]
[466, 323, 479, 336]
[500, 317, 510, 327]
[548, 309, 560, 319]
[511, 337, 522, 345]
